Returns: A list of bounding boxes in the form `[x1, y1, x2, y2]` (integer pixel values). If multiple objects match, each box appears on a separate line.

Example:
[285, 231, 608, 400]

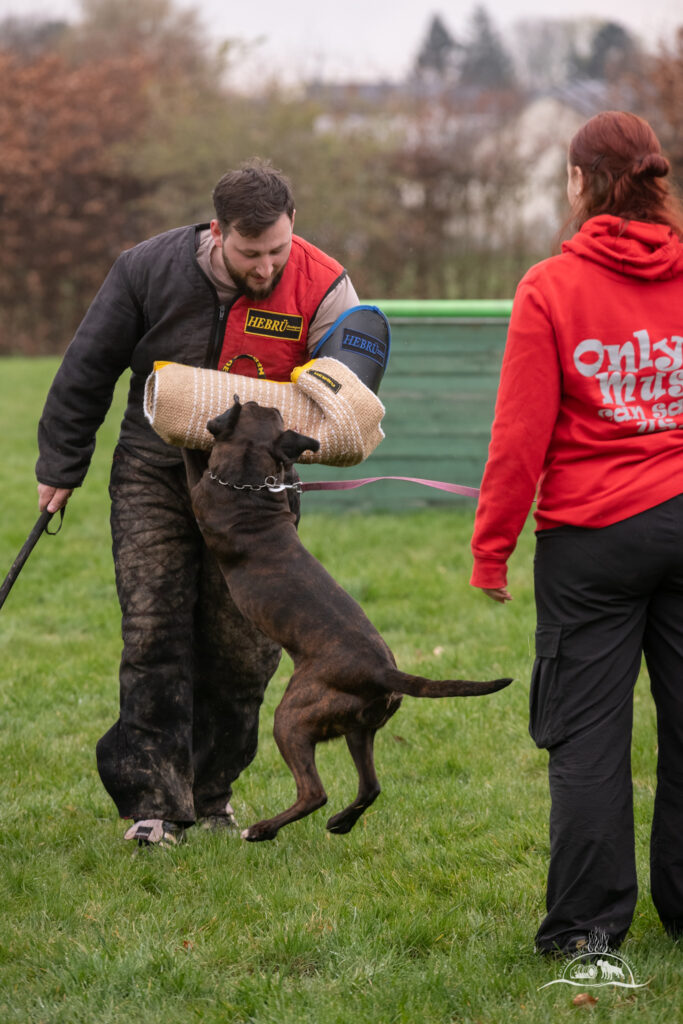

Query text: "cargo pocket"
[529, 624, 566, 749]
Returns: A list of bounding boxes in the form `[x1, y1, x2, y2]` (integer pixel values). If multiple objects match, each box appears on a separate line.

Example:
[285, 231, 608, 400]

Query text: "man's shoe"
[536, 933, 620, 959]
[124, 819, 186, 848]
[197, 801, 240, 832]
[536, 935, 591, 959]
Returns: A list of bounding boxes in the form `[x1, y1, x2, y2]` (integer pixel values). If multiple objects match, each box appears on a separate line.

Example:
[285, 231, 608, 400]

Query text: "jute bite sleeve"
[143, 357, 385, 466]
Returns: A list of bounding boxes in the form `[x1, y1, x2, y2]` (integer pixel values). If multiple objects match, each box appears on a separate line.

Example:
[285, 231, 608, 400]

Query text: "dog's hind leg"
[326, 728, 381, 835]
[241, 710, 328, 842]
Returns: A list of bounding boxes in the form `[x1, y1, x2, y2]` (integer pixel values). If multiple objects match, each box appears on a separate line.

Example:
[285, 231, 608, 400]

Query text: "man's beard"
[221, 252, 286, 300]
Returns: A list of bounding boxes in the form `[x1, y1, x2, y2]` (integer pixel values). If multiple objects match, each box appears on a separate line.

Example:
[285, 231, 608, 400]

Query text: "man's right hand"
[37, 483, 73, 514]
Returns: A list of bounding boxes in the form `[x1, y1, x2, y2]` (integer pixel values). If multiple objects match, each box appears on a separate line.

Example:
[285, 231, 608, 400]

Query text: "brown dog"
[191, 399, 512, 841]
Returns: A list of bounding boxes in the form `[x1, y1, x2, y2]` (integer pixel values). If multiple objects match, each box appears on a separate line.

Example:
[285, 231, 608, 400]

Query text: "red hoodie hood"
[562, 214, 683, 281]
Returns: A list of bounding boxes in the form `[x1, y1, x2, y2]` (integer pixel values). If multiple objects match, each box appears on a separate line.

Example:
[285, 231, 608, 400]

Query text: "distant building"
[481, 82, 610, 242]
[310, 77, 611, 248]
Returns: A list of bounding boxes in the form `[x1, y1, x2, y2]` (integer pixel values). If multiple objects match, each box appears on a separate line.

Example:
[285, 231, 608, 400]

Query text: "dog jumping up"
[190, 399, 512, 841]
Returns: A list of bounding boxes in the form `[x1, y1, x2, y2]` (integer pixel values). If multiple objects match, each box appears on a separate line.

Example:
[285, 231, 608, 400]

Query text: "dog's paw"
[326, 820, 353, 835]
[326, 810, 360, 834]
[241, 822, 278, 842]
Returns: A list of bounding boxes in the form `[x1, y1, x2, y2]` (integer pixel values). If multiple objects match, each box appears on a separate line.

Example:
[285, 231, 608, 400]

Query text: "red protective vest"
[217, 236, 345, 380]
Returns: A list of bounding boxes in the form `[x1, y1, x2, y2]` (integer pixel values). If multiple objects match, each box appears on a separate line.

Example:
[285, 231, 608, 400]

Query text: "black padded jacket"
[36, 225, 230, 488]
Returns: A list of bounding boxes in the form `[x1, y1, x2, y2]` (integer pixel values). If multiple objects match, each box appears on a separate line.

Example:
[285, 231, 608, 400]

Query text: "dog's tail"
[381, 669, 512, 698]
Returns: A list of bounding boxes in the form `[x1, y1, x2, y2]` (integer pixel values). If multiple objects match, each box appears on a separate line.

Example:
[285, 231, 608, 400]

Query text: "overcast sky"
[1, 0, 680, 83]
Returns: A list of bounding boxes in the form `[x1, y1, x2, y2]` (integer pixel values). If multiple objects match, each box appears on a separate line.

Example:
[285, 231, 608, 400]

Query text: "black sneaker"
[536, 933, 620, 959]
[536, 935, 591, 959]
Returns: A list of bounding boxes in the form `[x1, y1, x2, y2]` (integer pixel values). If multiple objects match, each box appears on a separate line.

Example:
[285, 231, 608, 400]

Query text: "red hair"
[568, 110, 683, 237]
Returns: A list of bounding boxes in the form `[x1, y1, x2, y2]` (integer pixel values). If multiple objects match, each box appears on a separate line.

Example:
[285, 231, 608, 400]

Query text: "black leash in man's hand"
[0, 507, 65, 611]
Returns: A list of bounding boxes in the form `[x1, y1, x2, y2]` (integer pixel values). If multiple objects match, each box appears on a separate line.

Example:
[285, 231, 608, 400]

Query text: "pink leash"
[301, 476, 480, 498]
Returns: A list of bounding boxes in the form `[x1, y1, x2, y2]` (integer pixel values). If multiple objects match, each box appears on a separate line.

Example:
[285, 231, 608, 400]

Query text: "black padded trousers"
[530, 492, 683, 952]
[95, 445, 283, 825]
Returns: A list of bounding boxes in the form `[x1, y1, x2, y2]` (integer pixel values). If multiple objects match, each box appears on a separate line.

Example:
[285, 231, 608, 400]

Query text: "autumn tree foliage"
[0, 0, 227, 353]
[0, 51, 153, 352]
[1, 1, 682, 353]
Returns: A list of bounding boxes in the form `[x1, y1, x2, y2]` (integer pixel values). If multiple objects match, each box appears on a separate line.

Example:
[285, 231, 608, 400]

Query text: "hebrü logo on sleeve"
[341, 328, 388, 368]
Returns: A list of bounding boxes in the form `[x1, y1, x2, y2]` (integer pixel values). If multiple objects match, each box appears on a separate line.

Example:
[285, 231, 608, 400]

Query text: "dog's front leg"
[182, 448, 209, 490]
[241, 700, 327, 842]
[326, 728, 381, 834]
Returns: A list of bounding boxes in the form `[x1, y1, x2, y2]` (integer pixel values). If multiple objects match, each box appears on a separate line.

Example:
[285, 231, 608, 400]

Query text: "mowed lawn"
[0, 357, 679, 1023]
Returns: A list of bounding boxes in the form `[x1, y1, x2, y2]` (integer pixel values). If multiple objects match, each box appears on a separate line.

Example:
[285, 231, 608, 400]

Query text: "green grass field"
[0, 358, 680, 1023]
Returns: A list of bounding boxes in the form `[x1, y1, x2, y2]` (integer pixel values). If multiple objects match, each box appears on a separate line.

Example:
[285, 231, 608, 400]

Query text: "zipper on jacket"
[208, 303, 227, 369]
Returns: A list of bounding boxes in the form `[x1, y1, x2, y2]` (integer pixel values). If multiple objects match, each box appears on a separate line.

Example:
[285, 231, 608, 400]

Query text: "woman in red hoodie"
[471, 111, 683, 955]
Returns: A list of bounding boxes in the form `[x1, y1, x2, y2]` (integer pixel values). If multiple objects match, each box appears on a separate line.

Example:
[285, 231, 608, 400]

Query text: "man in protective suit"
[35, 158, 389, 848]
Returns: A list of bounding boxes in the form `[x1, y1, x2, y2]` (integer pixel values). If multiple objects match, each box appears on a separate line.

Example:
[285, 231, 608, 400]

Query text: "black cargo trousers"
[96, 444, 289, 825]
[530, 492, 683, 952]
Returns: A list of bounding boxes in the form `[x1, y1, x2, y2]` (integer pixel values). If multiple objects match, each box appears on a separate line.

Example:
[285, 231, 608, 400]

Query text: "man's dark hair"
[212, 158, 295, 237]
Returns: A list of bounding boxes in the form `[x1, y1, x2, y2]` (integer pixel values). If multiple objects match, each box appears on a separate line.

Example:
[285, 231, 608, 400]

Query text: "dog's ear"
[272, 429, 320, 466]
[207, 398, 241, 439]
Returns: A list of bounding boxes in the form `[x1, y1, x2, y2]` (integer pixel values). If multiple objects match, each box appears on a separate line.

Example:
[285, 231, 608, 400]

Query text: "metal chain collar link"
[208, 472, 303, 495]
